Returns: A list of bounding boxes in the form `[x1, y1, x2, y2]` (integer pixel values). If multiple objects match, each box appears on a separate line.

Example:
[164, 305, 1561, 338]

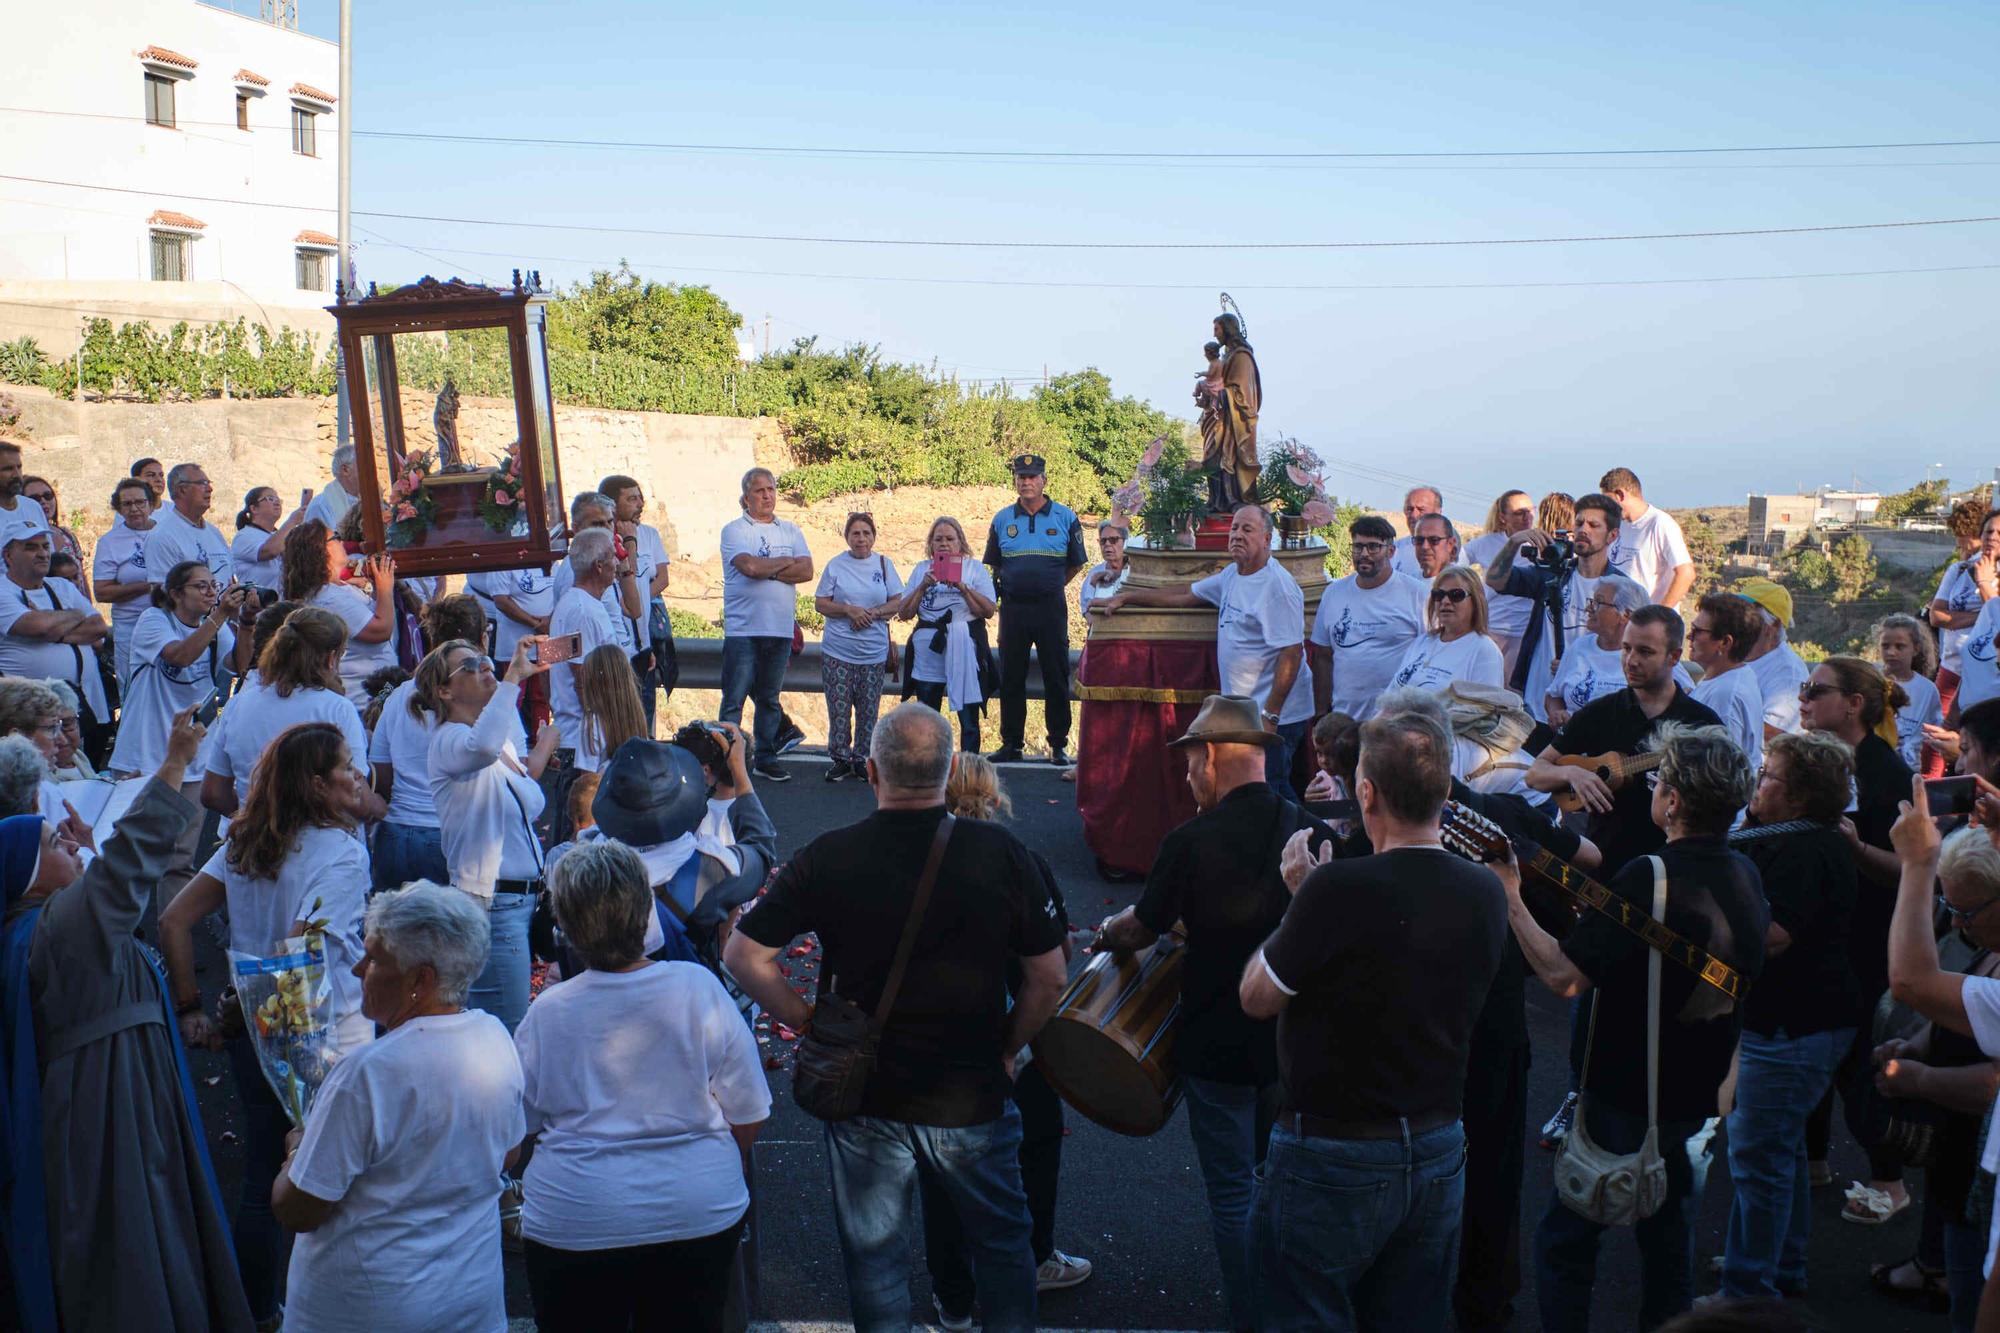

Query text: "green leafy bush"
[794, 593, 825, 632]
[668, 608, 723, 639]
[782, 460, 887, 505]
[0, 338, 47, 386]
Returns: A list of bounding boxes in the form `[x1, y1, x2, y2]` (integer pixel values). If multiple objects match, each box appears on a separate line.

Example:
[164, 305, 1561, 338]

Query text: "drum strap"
[867, 814, 955, 1032]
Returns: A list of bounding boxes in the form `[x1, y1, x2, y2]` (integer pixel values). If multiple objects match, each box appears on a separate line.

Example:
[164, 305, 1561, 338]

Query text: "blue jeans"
[1265, 719, 1309, 801]
[1946, 1218, 1986, 1333]
[1250, 1119, 1468, 1332]
[1721, 1027, 1852, 1298]
[467, 890, 535, 1033]
[1534, 1101, 1713, 1333]
[229, 1032, 292, 1321]
[824, 1106, 1036, 1333]
[1183, 1076, 1280, 1332]
[720, 634, 790, 762]
[371, 820, 448, 893]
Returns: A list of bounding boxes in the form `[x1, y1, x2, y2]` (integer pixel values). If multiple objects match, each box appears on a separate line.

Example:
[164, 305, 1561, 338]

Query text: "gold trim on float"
[1075, 685, 1217, 703]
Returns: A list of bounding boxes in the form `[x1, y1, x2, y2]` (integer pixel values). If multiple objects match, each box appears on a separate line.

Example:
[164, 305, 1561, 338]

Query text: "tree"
[1683, 515, 1724, 606]
[546, 262, 742, 368]
[1875, 478, 1950, 524]
[1033, 369, 1177, 488]
[1830, 534, 1878, 604]
[1788, 546, 1833, 592]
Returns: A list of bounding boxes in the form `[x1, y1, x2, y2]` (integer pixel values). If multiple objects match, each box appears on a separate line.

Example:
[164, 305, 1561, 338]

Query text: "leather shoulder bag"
[794, 814, 956, 1121]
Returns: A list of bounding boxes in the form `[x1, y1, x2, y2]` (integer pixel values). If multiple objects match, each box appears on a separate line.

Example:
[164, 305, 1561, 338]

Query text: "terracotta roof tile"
[146, 209, 206, 231]
[289, 82, 337, 105]
[295, 229, 338, 246]
[137, 46, 198, 71]
[234, 69, 269, 86]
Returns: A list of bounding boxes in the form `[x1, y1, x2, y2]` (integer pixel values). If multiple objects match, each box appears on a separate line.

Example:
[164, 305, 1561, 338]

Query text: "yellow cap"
[1733, 576, 1792, 628]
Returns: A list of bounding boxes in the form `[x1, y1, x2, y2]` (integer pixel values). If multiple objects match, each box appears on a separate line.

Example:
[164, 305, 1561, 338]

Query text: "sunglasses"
[1937, 894, 2000, 928]
[1430, 587, 1470, 604]
[448, 654, 495, 679]
[1412, 535, 1451, 546]
[1798, 682, 1842, 702]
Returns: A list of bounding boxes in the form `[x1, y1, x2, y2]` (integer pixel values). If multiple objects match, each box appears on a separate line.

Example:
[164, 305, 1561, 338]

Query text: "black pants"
[524, 1215, 745, 1333]
[911, 681, 982, 754]
[998, 595, 1072, 750]
[921, 1061, 1066, 1312]
[1457, 1039, 1531, 1333]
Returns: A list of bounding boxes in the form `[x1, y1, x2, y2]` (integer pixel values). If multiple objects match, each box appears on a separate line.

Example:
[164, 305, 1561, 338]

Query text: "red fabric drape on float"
[1075, 637, 1220, 876]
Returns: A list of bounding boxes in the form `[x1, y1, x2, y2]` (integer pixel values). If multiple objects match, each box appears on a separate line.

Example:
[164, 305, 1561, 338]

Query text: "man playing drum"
[1094, 694, 1334, 1333]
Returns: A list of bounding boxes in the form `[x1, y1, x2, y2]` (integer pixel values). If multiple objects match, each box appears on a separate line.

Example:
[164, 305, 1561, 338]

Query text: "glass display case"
[327, 271, 567, 576]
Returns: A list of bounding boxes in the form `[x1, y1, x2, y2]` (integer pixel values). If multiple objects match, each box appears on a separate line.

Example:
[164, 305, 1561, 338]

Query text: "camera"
[1533, 529, 1578, 575]
[672, 720, 734, 771]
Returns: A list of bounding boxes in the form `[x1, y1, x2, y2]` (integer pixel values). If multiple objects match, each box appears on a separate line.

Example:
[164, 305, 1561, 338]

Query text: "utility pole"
[334, 0, 353, 448]
[762, 314, 771, 359]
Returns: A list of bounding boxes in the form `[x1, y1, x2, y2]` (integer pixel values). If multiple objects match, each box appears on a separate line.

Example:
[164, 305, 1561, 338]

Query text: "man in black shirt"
[1500, 723, 1766, 1332]
[726, 703, 1067, 1333]
[1528, 604, 1721, 877]
[1238, 708, 1507, 1331]
[1096, 694, 1332, 1333]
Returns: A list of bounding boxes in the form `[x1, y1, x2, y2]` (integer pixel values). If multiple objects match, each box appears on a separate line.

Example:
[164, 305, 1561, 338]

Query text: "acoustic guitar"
[1549, 750, 1664, 814]
[1439, 800, 1749, 1002]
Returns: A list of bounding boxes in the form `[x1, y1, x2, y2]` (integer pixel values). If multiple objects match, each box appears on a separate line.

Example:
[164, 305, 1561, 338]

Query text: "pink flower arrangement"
[1300, 499, 1336, 526]
[494, 489, 513, 506]
[395, 502, 417, 521]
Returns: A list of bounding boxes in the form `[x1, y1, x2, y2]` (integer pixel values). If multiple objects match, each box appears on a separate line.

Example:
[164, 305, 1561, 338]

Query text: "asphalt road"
[186, 756, 1954, 1331]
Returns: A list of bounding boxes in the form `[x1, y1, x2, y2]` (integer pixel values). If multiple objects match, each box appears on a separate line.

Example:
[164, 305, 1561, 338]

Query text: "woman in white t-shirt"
[1875, 613, 1944, 772]
[273, 882, 526, 1333]
[1389, 565, 1504, 695]
[515, 840, 768, 1331]
[92, 478, 158, 686]
[895, 516, 997, 754]
[200, 606, 370, 818]
[282, 520, 399, 708]
[160, 720, 376, 1328]
[1076, 520, 1131, 617]
[231, 485, 311, 594]
[1925, 505, 1998, 769]
[424, 636, 561, 1032]
[814, 512, 904, 781]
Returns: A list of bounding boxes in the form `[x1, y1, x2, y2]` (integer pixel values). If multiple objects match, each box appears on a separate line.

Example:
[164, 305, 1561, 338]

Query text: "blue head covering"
[0, 813, 56, 1330]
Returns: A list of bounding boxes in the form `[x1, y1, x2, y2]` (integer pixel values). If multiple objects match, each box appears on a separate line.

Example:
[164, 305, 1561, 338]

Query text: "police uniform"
[982, 456, 1086, 759]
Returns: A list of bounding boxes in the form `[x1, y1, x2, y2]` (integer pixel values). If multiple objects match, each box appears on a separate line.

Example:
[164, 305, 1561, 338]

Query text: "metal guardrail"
[669, 636, 1081, 700]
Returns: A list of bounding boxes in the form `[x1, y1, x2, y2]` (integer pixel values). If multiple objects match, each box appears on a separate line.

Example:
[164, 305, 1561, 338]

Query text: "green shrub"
[794, 593, 825, 631]
[781, 460, 887, 505]
[0, 338, 48, 386]
[668, 607, 723, 639]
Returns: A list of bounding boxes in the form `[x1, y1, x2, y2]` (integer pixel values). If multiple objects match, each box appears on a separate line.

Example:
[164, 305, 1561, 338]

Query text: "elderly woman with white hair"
[40, 679, 96, 781]
[1541, 574, 1694, 728]
[514, 839, 769, 1332]
[273, 880, 525, 1333]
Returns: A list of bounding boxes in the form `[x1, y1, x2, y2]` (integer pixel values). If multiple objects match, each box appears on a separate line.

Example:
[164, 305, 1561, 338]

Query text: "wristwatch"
[1260, 709, 1280, 726]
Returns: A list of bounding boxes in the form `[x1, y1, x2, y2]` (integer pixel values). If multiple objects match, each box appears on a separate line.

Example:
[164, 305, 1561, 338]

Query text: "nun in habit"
[1, 709, 251, 1332]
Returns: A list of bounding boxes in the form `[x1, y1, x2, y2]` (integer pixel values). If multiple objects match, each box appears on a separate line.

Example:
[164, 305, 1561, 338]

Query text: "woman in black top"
[1799, 655, 1918, 1224]
[1719, 731, 1862, 1299]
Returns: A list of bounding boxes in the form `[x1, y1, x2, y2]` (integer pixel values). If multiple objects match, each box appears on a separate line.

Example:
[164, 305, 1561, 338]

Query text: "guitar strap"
[1515, 844, 1748, 1002]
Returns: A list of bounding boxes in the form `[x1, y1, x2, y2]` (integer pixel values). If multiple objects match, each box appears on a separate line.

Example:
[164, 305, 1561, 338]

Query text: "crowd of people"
[2, 430, 2000, 1333]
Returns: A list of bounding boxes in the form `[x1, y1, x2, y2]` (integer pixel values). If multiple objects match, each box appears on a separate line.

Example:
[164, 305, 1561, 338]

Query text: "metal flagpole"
[335, 0, 352, 448]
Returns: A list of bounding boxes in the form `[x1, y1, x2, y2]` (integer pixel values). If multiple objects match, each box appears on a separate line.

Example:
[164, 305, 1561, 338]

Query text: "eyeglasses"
[32, 719, 62, 737]
[1590, 599, 1624, 615]
[1937, 894, 2000, 928]
[1798, 682, 1842, 702]
[1430, 587, 1470, 604]
[1412, 535, 1451, 547]
[448, 655, 494, 679]
[1350, 541, 1389, 555]
[183, 580, 217, 593]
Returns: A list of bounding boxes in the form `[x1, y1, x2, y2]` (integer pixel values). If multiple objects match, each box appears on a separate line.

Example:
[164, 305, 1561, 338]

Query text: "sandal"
[1841, 1180, 1912, 1225]
[1870, 1256, 1950, 1310]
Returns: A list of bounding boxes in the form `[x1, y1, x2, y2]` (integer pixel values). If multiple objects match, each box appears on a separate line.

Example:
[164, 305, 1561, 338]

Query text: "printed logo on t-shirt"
[1326, 605, 1398, 650]
[1563, 667, 1605, 712]
[1006, 524, 1019, 538]
[1392, 653, 1431, 687]
[1969, 629, 1997, 666]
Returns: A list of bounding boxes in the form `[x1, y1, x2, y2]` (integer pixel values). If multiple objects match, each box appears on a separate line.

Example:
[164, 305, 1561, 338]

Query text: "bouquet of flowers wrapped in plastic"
[230, 902, 339, 1128]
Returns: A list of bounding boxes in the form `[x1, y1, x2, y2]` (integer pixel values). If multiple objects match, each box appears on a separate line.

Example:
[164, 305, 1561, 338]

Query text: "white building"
[0, 0, 339, 352]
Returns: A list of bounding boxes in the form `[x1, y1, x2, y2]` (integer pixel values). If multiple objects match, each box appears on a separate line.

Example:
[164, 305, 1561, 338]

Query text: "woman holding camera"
[282, 520, 398, 709]
[896, 516, 996, 754]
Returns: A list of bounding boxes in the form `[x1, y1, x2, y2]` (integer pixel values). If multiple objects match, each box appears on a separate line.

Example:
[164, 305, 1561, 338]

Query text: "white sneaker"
[930, 1292, 974, 1331]
[1036, 1249, 1094, 1291]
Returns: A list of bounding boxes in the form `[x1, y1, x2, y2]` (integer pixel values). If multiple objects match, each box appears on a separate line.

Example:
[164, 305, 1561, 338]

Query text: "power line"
[2, 105, 1997, 163]
[8, 170, 1997, 252]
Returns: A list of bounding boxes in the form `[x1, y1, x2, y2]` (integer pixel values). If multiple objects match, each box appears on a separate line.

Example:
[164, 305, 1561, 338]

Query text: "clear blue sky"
[300, 0, 1998, 511]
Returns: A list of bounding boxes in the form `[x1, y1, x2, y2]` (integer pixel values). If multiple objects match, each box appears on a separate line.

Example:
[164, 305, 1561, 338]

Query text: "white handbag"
[1553, 854, 1671, 1226]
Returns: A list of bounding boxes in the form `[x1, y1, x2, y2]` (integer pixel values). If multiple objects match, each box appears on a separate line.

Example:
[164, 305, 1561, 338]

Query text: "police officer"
[983, 454, 1087, 763]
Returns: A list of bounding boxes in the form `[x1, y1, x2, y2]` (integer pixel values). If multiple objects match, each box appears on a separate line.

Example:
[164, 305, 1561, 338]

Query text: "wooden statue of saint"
[1201, 313, 1262, 512]
[433, 377, 464, 470]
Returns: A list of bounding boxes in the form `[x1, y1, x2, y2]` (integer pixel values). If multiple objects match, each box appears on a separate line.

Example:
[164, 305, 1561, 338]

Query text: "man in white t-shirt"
[1093, 504, 1314, 796]
[1309, 514, 1428, 720]
[550, 492, 647, 657]
[719, 468, 813, 781]
[1600, 467, 1695, 608]
[1486, 493, 1627, 717]
[1465, 489, 1539, 673]
[303, 444, 360, 532]
[143, 464, 233, 586]
[1409, 513, 1461, 583]
[1737, 577, 1809, 741]
[548, 527, 622, 755]
[0, 439, 49, 549]
[1390, 484, 1444, 579]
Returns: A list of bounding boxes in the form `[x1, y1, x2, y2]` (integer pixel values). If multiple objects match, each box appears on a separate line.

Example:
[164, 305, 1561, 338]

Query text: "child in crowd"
[1876, 612, 1943, 771]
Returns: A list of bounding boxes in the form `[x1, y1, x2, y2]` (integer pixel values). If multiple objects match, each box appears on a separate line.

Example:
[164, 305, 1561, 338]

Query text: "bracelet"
[175, 996, 204, 1017]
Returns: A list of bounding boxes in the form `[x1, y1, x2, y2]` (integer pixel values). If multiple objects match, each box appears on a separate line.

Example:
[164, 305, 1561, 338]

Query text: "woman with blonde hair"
[896, 515, 996, 753]
[1388, 565, 1504, 693]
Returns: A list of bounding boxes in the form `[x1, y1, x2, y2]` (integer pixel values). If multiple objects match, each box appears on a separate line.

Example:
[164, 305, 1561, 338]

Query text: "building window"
[150, 232, 189, 282]
[296, 249, 329, 291]
[291, 107, 317, 156]
[236, 93, 250, 130]
[144, 73, 176, 128]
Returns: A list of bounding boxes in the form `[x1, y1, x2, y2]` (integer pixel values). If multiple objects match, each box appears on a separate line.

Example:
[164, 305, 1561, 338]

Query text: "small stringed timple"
[1550, 750, 1665, 814]
[1438, 800, 1749, 1002]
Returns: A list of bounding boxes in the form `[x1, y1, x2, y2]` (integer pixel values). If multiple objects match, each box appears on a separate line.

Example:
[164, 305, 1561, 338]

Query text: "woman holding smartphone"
[106, 559, 255, 912]
[895, 515, 996, 753]
[230, 486, 313, 597]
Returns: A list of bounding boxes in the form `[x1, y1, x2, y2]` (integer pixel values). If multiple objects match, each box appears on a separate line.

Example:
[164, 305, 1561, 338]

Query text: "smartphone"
[932, 553, 963, 585]
[529, 632, 584, 666]
[193, 683, 226, 725]
[1925, 775, 1979, 816]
